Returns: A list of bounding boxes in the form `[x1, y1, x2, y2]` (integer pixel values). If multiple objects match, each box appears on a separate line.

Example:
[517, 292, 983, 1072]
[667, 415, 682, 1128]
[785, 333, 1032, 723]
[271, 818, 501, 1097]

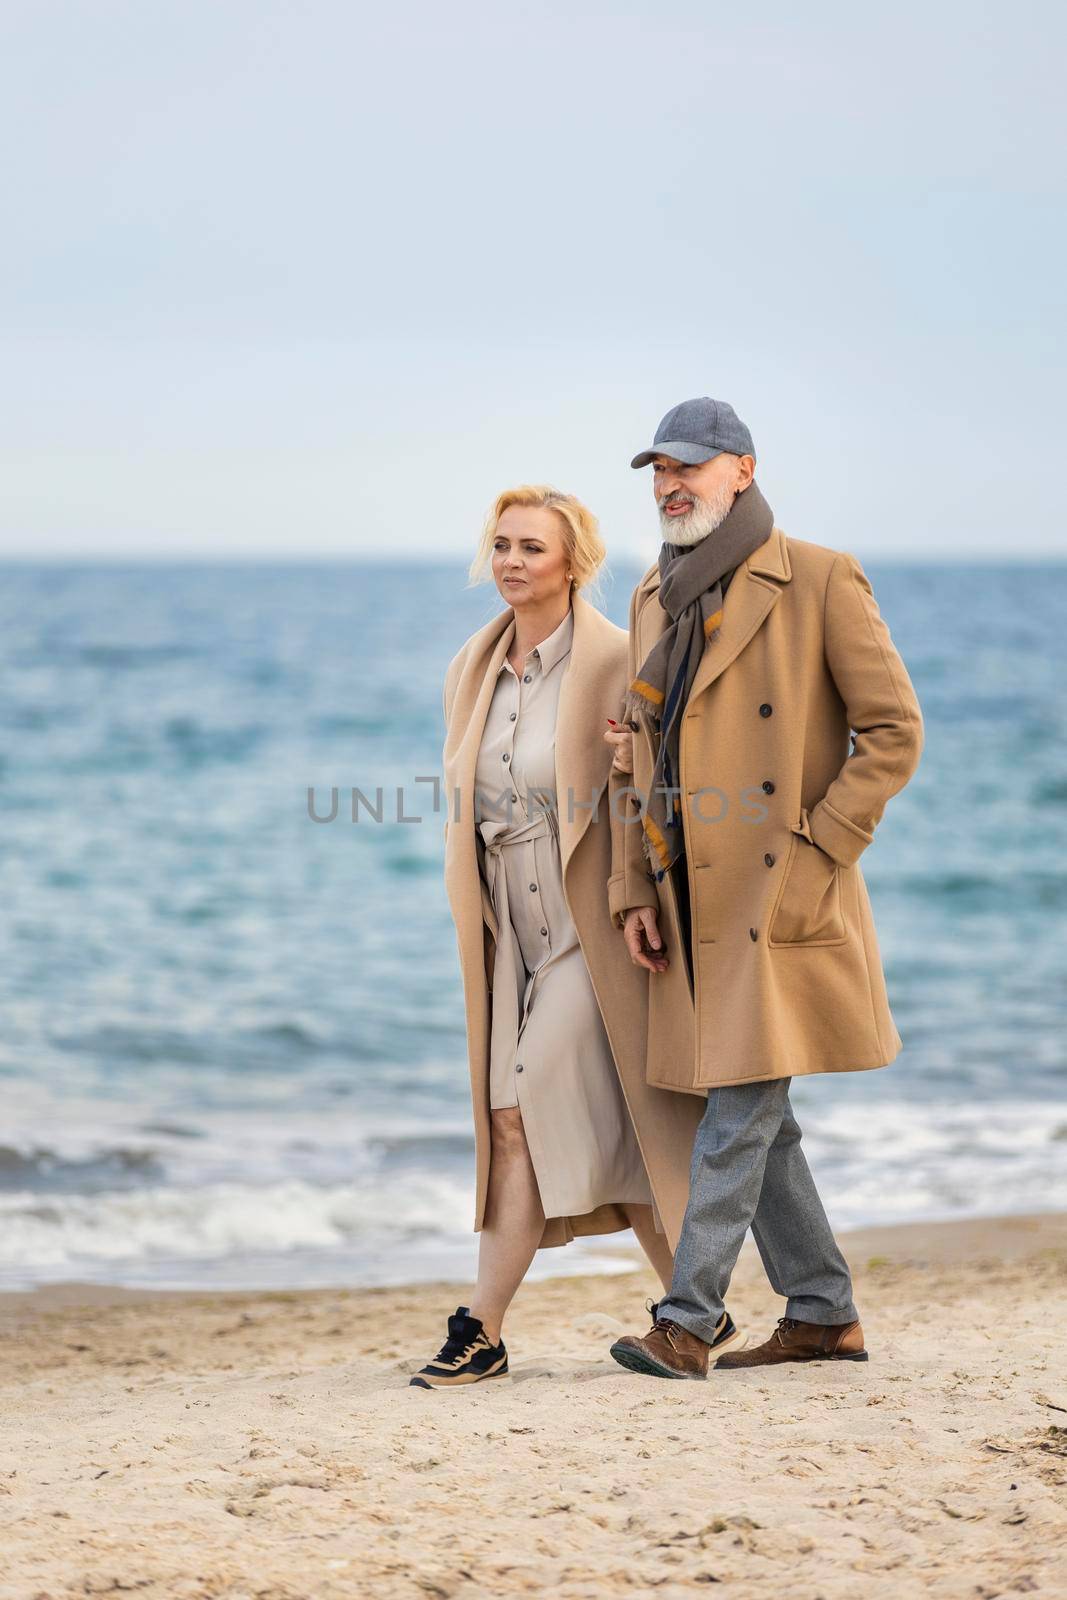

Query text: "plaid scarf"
[623, 480, 775, 879]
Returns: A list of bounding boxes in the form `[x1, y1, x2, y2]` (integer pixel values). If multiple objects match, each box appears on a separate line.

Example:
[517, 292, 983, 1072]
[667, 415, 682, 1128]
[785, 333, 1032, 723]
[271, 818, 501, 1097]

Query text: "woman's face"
[491, 505, 571, 609]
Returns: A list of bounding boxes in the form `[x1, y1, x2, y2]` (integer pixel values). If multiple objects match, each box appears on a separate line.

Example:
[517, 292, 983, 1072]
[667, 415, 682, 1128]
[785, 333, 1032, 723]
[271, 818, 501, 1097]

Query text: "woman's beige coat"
[608, 525, 925, 1094]
[442, 592, 704, 1251]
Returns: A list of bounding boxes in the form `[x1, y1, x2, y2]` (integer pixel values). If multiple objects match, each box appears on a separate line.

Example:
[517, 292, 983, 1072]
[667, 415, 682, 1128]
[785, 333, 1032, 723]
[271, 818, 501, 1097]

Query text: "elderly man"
[604, 397, 923, 1378]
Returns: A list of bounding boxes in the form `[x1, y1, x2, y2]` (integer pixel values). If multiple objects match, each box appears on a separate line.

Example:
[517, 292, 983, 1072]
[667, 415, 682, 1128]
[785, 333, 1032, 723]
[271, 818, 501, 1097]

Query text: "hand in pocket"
[768, 820, 846, 946]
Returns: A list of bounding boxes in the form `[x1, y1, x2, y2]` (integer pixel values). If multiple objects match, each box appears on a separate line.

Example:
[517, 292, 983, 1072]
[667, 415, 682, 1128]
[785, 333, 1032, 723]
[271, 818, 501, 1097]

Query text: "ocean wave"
[79, 644, 200, 669]
[0, 1090, 1062, 1292]
[0, 1143, 164, 1193]
[0, 1173, 473, 1274]
[163, 717, 268, 766]
[384, 853, 440, 878]
[1033, 776, 1067, 805]
[789, 1088, 1067, 1231]
[47, 1018, 382, 1070]
[880, 871, 1067, 910]
[312, 713, 390, 737]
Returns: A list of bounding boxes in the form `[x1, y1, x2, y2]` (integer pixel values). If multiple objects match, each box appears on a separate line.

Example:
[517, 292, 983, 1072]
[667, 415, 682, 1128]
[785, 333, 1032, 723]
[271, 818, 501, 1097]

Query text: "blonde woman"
[411, 487, 742, 1388]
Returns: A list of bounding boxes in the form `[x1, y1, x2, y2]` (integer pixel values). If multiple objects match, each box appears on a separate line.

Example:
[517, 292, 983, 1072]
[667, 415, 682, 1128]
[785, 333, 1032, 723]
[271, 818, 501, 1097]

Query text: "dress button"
[762, 780, 775, 794]
[502, 753, 509, 763]
[510, 792, 518, 803]
[516, 1063, 524, 1073]
[529, 883, 537, 892]
[759, 703, 773, 718]
[523, 674, 532, 683]
[509, 711, 517, 721]
[764, 853, 775, 867]
[749, 927, 758, 941]
[540, 926, 548, 936]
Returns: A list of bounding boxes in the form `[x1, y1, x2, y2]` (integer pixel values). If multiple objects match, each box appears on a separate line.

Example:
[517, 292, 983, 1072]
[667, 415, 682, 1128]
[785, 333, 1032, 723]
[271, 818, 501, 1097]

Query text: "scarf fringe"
[622, 689, 658, 731]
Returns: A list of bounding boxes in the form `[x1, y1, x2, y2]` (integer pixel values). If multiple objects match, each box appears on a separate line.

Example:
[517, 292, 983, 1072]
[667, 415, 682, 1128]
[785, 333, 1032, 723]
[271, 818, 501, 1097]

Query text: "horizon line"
[0, 551, 1064, 567]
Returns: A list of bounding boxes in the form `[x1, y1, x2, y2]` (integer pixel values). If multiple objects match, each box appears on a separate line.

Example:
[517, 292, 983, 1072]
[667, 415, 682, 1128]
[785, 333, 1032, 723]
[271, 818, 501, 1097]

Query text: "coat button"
[762, 780, 775, 794]
[749, 927, 758, 941]
[759, 702, 772, 718]
[764, 853, 775, 867]
[523, 674, 532, 683]
[502, 753, 509, 762]
[516, 1063, 524, 1073]
[509, 711, 517, 721]
[540, 926, 548, 936]
[529, 883, 537, 892]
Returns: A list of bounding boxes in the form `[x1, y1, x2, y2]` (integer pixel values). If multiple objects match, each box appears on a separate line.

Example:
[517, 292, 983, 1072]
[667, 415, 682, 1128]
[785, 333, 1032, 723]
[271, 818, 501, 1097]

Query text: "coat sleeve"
[607, 583, 661, 928]
[808, 552, 924, 868]
[441, 655, 460, 846]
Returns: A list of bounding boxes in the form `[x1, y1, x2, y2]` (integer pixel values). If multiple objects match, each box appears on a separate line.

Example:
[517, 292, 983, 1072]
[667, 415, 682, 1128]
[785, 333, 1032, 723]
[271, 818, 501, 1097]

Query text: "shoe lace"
[432, 1330, 487, 1366]
[652, 1316, 687, 1352]
[646, 1298, 680, 1345]
[647, 1299, 723, 1352]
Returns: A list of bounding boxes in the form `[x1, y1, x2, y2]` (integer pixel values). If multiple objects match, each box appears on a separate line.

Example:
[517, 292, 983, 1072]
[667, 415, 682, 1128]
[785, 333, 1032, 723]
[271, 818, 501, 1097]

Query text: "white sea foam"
[0, 1090, 1063, 1291]
[789, 1084, 1067, 1229]
[0, 1171, 471, 1282]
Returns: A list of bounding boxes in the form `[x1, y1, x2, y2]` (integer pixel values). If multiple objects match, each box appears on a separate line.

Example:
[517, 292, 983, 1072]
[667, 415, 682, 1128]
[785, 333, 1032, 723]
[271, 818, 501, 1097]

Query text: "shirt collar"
[498, 606, 574, 678]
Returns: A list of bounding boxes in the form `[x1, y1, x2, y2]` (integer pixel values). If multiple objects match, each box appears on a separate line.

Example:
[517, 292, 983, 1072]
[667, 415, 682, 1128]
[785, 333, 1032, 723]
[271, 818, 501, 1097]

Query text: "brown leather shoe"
[609, 1309, 746, 1380]
[715, 1315, 867, 1368]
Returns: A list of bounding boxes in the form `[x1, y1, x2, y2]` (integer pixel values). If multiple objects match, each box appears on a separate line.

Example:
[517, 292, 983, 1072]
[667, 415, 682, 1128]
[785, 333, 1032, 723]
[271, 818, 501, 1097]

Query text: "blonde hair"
[468, 484, 606, 593]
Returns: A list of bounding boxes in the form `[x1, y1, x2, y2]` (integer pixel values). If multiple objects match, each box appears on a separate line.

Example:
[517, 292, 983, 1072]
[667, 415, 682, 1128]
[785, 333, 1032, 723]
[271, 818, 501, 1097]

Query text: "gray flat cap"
[631, 396, 756, 469]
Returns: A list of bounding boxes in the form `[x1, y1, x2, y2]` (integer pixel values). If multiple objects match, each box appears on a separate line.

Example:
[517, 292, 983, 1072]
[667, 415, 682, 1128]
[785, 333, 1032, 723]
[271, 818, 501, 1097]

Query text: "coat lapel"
[443, 612, 514, 943]
[637, 525, 792, 712]
[443, 592, 620, 935]
[444, 613, 514, 826]
[555, 594, 618, 879]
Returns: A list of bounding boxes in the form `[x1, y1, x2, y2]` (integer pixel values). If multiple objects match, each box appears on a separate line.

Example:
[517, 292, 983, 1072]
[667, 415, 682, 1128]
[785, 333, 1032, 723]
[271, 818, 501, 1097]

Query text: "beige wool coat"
[608, 525, 924, 1094]
[442, 592, 704, 1251]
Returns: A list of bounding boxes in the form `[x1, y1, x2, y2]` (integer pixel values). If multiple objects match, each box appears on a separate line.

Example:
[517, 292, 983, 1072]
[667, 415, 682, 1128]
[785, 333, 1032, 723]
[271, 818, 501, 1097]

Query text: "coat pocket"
[767, 809, 847, 947]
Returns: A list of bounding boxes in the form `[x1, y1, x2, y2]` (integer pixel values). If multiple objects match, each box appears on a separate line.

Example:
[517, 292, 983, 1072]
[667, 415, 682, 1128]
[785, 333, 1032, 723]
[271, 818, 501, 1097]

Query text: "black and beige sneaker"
[409, 1307, 509, 1389]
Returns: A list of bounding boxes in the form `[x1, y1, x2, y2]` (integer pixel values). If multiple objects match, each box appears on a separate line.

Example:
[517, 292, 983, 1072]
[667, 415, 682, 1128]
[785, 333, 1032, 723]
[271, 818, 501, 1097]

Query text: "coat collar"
[635, 524, 791, 596]
[745, 524, 792, 583]
[444, 592, 622, 917]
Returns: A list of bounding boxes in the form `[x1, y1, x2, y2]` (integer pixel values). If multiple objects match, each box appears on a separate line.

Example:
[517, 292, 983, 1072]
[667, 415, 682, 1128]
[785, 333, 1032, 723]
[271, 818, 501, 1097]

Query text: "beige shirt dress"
[473, 606, 653, 1219]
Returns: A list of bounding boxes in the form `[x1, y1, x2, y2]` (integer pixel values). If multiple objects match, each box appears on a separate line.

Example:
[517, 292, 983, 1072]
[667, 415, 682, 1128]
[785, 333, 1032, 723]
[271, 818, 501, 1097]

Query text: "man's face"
[652, 451, 755, 546]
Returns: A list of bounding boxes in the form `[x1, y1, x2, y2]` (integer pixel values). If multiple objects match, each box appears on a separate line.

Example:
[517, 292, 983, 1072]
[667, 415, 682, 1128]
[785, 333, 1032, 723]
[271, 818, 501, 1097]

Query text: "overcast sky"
[1, 0, 1064, 561]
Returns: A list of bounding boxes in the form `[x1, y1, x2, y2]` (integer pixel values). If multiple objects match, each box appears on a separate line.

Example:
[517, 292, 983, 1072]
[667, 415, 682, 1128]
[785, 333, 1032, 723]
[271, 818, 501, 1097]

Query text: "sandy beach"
[0, 1211, 1064, 1599]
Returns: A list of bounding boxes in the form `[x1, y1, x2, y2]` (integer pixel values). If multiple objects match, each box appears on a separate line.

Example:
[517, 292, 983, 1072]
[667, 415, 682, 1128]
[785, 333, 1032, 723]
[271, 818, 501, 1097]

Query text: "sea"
[0, 558, 1064, 1292]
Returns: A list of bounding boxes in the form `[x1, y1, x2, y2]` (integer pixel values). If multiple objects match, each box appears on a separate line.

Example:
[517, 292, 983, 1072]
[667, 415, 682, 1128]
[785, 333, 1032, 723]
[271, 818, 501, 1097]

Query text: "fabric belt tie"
[482, 805, 559, 1083]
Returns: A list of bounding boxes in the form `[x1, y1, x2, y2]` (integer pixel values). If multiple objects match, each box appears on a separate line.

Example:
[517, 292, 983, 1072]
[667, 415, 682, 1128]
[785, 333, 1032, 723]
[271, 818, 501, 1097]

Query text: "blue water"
[0, 559, 1064, 1290]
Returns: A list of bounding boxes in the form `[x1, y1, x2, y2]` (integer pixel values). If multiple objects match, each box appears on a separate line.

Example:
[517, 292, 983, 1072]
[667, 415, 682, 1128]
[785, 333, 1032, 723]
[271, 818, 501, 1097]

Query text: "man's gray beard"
[658, 481, 736, 548]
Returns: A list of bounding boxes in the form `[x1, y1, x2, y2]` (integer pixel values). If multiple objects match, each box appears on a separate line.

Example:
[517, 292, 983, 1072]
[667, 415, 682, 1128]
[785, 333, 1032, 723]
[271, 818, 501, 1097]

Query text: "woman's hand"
[604, 718, 635, 774]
